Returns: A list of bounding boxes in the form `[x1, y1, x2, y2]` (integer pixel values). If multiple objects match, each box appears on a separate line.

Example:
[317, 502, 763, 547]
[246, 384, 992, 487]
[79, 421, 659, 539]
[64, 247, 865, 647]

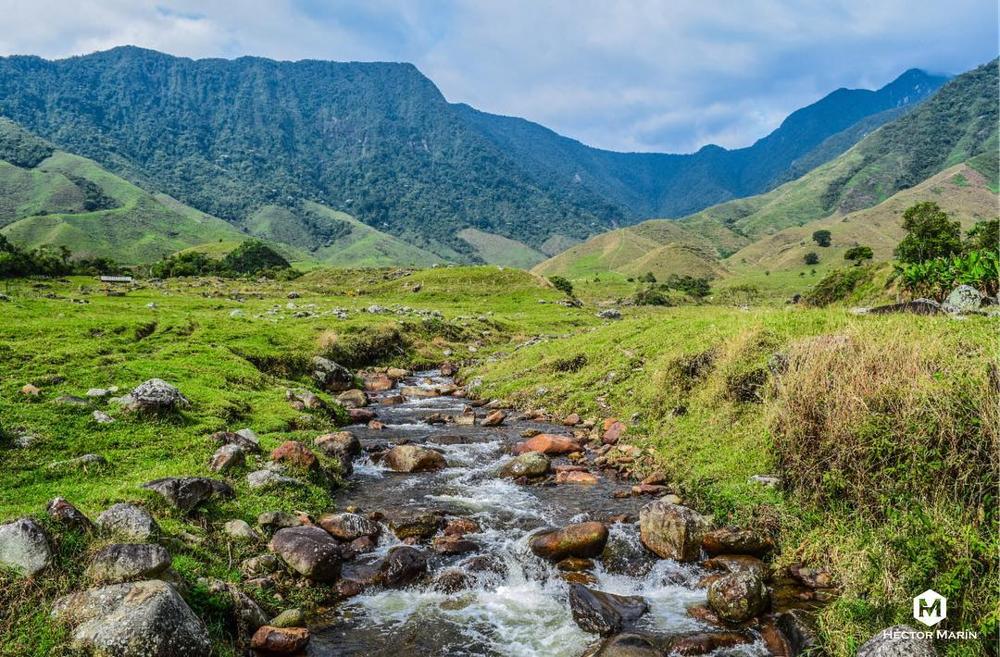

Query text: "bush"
[804, 252, 820, 265]
[665, 274, 711, 299]
[150, 241, 292, 279]
[639, 272, 657, 283]
[803, 266, 874, 307]
[964, 220, 998, 254]
[895, 249, 999, 300]
[548, 276, 574, 297]
[222, 240, 290, 274]
[812, 229, 832, 247]
[632, 286, 673, 306]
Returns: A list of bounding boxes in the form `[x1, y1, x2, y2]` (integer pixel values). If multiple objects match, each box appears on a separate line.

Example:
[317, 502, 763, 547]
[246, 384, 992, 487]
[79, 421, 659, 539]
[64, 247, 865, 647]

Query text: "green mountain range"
[535, 59, 998, 281]
[0, 46, 949, 263]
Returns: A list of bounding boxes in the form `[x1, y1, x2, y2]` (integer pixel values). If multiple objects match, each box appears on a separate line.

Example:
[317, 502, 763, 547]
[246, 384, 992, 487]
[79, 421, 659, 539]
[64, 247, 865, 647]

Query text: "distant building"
[99, 275, 133, 284]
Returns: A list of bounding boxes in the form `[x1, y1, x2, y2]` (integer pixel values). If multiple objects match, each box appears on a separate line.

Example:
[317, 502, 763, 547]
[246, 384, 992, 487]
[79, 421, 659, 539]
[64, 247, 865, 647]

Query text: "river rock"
[209, 444, 245, 472]
[638, 501, 708, 561]
[348, 408, 376, 423]
[383, 508, 441, 540]
[315, 431, 361, 461]
[702, 527, 774, 557]
[318, 512, 380, 541]
[481, 410, 506, 426]
[251, 626, 310, 653]
[271, 441, 319, 471]
[432, 535, 478, 555]
[593, 632, 661, 657]
[337, 389, 368, 408]
[444, 517, 480, 537]
[380, 546, 428, 587]
[707, 569, 769, 622]
[602, 419, 626, 444]
[856, 625, 937, 657]
[943, 284, 984, 313]
[96, 503, 160, 541]
[513, 433, 580, 455]
[702, 554, 769, 580]
[0, 518, 51, 576]
[499, 452, 551, 478]
[311, 356, 353, 392]
[363, 372, 394, 391]
[86, 543, 172, 583]
[568, 584, 649, 636]
[120, 379, 190, 413]
[268, 526, 343, 582]
[52, 580, 210, 657]
[384, 444, 446, 472]
[529, 522, 609, 561]
[669, 632, 752, 655]
[401, 386, 439, 398]
[775, 609, 822, 656]
[47, 497, 94, 533]
[556, 470, 599, 485]
[142, 477, 219, 512]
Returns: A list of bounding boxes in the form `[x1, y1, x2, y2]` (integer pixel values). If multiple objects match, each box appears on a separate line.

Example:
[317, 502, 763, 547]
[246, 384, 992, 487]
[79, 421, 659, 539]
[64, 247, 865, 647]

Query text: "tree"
[812, 230, 832, 247]
[844, 245, 874, 266]
[895, 202, 961, 264]
[548, 276, 574, 297]
[804, 252, 819, 265]
[965, 219, 999, 253]
[639, 271, 657, 283]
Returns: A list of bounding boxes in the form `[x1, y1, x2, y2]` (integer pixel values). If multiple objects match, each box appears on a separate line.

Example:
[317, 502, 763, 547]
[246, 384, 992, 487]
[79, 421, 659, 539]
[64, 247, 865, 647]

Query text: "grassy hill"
[457, 228, 547, 268]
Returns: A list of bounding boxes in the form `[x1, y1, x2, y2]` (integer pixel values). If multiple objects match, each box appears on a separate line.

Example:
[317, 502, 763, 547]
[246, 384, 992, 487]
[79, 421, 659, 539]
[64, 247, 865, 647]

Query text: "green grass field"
[0, 266, 995, 656]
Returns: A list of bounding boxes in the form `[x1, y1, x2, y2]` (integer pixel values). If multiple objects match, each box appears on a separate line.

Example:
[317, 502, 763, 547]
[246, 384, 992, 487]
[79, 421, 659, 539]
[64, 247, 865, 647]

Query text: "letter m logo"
[913, 589, 946, 627]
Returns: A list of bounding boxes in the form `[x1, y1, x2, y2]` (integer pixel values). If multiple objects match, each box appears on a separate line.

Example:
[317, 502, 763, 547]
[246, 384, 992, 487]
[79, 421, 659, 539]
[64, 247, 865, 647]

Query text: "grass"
[0, 266, 996, 656]
[457, 227, 546, 268]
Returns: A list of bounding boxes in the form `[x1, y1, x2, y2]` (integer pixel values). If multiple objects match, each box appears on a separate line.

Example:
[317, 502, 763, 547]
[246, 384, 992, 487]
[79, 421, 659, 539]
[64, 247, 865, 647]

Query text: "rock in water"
[594, 633, 661, 657]
[639, 500, 709, 561]
[707, 569, 769, 622]
[314, 431, 361, 461]
[568, 584, 649, 636]
[120, 379, 190, 413]
[251, 625, 310, 653]
[856, 625, 937, 657]
[529, 522, 609, 561]
[96, 503, 160, 541]
[85, 543, 172, 583]
[337, 389, 368, 408]
[52, 580, 211, 657]
[498, 452, 551, 478]
[382, 508, 441, 540]
[513, 434, 580, 455]
[379, 546, 428, 587]
[311, 356, 353, 392]
[701, 527, 774, 557]
[268, 526, 343, 582]
[383, 445, 446, 472]
[0, 518, 51, 576]
[318, 513, 380, 541]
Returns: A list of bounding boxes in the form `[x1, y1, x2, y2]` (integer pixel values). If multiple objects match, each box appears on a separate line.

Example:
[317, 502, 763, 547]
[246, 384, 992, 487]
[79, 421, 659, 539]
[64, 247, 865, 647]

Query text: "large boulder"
[529, 522, 608, 561]
[95, 504, 160, 541]
[499, 452, 551, 478]
[856, 625, 936, 657]
[120, 379, 190, 413]
[318, 512, 380, 542]
[314, 431, 361, 461]
[0, 518, 51, 576]
[701, 527, 774, 557]
[707, 569, 769, 623]
[568, 584, 648, 636]
[638, 501, 708, 561]
[513, 434, 580, 456]
[142, 477, 225, 512]
[86, 544, 172, 583]
[268, 526, 343, 582]
[379, 546, 429, 587]
[943, 284, 984, 313]
[52, 580, 211, 657]
[270, 441, 320, 471]
[311, 356, 353, 392]
[593, 633, 661, 657]
[337, 389, 368, 408]
[383, 445, 447, 472]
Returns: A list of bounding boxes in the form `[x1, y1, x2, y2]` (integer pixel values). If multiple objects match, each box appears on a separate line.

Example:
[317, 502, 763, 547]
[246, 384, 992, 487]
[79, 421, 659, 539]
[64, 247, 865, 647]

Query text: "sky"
[0, 1, 995, 153]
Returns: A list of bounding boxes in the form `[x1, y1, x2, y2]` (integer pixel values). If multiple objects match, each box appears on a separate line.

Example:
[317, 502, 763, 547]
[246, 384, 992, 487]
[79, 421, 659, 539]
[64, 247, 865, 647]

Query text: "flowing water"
[309, 371, 771, 657]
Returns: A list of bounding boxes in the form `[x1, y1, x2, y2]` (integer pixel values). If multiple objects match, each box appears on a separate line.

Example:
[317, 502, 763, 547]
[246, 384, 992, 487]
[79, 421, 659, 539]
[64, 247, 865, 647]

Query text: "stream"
[308, 370, 773, 657]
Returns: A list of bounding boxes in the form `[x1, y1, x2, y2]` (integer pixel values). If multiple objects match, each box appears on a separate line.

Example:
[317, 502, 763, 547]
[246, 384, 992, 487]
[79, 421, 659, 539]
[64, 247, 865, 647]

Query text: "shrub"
[548, 276, 574, 297]
[639, 272, 657, 283]
[222, 240, 290, 274]
[804, 252, 820, 265]
[633, 286, 673, 306]
[803, 266, 874, 306]
[716, 284, 760, 306]
[895, 202, 961, 264]
[895, 249, 999, 300]
[812, 229, 832, 247]
[964, 219, 998, 254]
[665, 274, 711, 299]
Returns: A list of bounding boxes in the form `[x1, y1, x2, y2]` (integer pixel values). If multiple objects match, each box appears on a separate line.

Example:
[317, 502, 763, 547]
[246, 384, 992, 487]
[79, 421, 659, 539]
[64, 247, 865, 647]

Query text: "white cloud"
[0, 0, 994, 152]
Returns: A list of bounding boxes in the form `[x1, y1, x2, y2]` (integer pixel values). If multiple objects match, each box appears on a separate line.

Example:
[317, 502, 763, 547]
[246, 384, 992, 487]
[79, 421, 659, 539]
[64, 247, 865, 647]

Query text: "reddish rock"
[787, 565, 835, 589]
[251, 625, 310, 653]
[349, 535, 376, 553]
[368, 420, 384, 430]
[513, 434, 580, 456]
[556, 470, 599, 485]
[641, 471, 667, 485]
[602, 418, 625, 444]
[670, 632, 751, 656]
[444, 517, 480, 537]
[348, 408, 375, 423]
[702, 527, 775, 557]
[553, 464, 589, 473]
[529, 521, 609, 561]
[563, 413, 581, 426]
[270, 441, 318, 471]
[703, 554, 770, 580]
[481, 410, 507, 427]
[383, 445, 446, 472]
[431, 535, 478, 555]
[363, 372, 393, 391]
[631, 484, 669, 496]
[440, 362, 458, 376]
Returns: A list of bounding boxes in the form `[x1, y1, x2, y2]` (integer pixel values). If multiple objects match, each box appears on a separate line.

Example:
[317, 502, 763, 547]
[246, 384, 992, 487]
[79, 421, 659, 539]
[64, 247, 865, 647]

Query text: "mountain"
[0, 47, 947, 263]
[534, 59, 997, 279]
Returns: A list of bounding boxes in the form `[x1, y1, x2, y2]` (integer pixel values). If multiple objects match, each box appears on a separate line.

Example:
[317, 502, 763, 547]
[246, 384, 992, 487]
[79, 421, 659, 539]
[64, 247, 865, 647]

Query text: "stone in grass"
[268, 525, 343, 582]
[142, 477, 232, 513]
[52, 580, 211, 657]
[222, 520, 260, 542]
[209, 444, 245, 472]
[246, 470, 304, 491]
[92, 410, 115, 424]
[96, 503, 160, 541]
[47, 497, 94, 533]
[48, 454, 107, 469]
[269, 608, 306, 628]
[855, 625, 937, 657]
[0, 517, 51, 576]
[119, 379, 190, 413]
[85, 543, 172, 583]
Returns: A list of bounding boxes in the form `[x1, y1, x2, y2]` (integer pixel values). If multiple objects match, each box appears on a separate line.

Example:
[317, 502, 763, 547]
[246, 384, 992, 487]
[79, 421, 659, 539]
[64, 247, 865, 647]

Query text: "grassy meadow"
[0, 265, 996, 656]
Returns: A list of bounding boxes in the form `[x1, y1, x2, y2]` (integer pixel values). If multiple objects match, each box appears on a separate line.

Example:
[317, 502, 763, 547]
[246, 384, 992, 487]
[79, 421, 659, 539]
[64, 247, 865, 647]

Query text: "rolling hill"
[0, 47, 947, 262]
[535, 59, 997, 281]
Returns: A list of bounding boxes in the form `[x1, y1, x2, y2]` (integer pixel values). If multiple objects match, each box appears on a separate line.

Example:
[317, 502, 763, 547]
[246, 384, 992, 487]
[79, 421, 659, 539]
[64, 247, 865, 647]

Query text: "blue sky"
[0, 0, 995, 153]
